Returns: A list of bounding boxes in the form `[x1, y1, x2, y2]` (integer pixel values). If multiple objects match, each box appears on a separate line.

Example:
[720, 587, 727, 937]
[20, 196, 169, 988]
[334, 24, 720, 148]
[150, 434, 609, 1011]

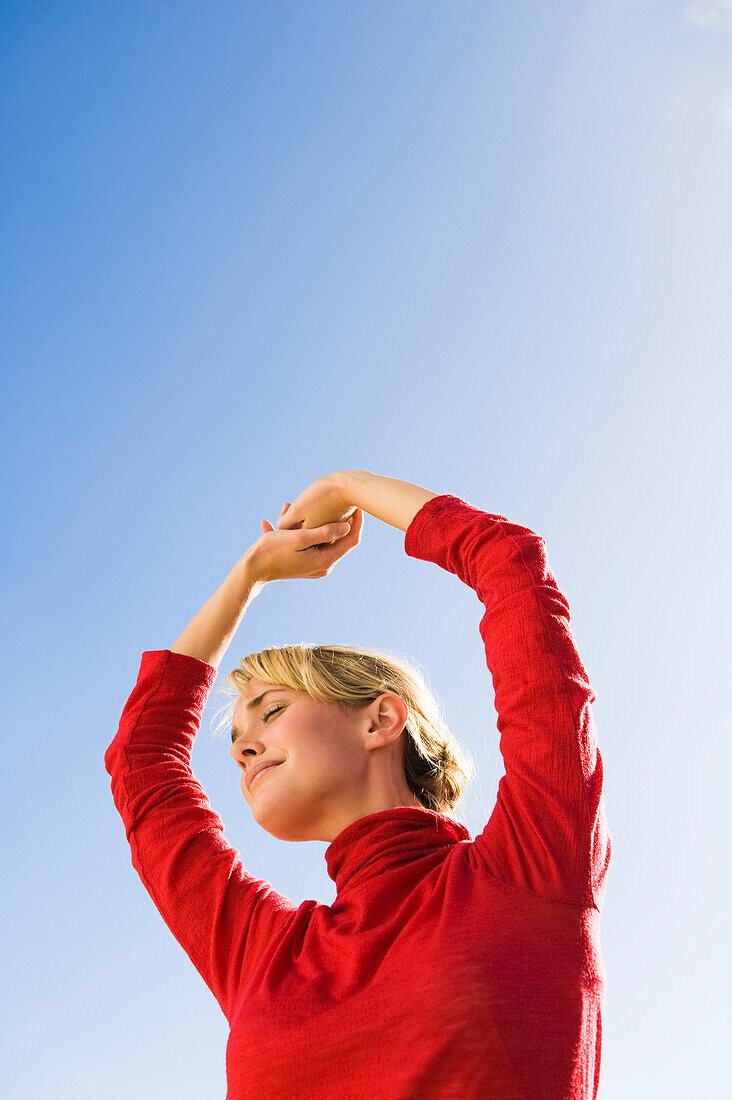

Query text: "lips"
[246, 762, 281, 792]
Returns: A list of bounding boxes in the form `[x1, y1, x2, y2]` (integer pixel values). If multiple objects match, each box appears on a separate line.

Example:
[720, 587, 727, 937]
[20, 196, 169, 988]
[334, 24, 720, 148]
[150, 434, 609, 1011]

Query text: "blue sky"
[2, 2, 730, 1097]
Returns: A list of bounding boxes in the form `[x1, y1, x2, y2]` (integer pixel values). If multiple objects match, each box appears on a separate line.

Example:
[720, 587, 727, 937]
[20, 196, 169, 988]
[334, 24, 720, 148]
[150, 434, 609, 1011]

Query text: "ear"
[367, 693, 409, 746]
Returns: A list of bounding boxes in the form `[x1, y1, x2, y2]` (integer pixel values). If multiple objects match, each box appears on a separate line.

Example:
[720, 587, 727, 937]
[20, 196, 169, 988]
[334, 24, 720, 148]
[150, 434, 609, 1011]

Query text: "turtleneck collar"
[324, 806, 472, 896]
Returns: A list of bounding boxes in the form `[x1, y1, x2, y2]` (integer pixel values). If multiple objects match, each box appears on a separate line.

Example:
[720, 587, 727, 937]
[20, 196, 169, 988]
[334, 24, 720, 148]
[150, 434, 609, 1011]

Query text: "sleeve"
[104, 649, 299, 1021]
[404, 494, 611, 910]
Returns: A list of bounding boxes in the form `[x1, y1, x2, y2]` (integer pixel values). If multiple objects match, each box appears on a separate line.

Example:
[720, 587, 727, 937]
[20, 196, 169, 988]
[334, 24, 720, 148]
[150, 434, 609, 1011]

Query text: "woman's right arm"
[105, 514, 362, 1019]
[169, 553, 265, 668]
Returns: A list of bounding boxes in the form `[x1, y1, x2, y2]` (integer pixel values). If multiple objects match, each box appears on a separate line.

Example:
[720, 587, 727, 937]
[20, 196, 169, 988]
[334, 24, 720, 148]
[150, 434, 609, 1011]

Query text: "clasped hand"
[247, 474, 363, 584]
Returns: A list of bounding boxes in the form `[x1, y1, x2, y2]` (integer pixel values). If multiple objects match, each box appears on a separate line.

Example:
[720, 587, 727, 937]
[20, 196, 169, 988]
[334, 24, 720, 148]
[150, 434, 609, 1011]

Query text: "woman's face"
[229, 676, 421, 842]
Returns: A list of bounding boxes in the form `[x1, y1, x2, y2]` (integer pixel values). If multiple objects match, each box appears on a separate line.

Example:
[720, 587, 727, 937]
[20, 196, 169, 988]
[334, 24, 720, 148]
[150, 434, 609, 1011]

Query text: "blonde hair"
[211, 642, 476, 820]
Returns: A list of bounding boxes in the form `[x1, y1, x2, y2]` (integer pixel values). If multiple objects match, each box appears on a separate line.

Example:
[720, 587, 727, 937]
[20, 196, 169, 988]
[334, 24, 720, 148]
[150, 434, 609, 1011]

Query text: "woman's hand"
[276, 472, 359, 531]
[246, 502, 363, 583]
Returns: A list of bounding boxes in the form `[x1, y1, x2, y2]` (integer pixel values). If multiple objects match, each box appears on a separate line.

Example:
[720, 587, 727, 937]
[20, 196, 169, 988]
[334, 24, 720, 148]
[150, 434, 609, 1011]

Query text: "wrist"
[332, 468, 371, 503]
[332, 469, 439, 533]
[238, 550, 268, 591]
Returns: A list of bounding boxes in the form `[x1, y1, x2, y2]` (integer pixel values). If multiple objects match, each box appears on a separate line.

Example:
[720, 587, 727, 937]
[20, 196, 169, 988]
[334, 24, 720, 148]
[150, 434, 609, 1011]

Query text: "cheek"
[311, 740, 358, 786]
[290, 741, 344, 788]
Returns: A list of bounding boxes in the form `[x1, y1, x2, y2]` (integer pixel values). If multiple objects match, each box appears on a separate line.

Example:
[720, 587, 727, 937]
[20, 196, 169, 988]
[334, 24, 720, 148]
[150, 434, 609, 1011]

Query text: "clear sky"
[2, 2, 730, 1097]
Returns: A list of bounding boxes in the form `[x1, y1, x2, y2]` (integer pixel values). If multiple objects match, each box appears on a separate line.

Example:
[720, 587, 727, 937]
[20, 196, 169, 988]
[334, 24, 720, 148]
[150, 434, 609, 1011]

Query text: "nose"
[230, 738, 245, 762]
[230, 738, 256, 768]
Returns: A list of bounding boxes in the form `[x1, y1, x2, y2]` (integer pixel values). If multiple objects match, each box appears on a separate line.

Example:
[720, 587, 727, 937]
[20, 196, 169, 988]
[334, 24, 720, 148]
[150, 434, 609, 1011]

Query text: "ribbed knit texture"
[105, 494, 611, 1099]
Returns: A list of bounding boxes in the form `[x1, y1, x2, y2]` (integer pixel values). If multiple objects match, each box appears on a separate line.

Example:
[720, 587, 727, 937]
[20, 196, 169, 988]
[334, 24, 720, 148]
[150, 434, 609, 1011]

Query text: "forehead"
[239, 676, 278, 699]
[232, 679, 290, 717]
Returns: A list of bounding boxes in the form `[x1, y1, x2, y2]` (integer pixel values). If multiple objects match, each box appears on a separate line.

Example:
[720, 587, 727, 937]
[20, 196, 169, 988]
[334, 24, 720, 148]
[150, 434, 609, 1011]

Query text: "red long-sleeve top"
[105, 494, 611, 1099]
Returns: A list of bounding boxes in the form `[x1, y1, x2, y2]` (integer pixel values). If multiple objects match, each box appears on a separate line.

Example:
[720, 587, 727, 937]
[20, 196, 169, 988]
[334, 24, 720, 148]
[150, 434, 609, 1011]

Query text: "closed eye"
[231, 703, 285, 754]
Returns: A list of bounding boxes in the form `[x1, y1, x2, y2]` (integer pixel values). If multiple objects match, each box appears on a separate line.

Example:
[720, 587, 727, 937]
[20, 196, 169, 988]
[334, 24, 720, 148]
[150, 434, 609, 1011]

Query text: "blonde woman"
[105, 469, 611, 1099]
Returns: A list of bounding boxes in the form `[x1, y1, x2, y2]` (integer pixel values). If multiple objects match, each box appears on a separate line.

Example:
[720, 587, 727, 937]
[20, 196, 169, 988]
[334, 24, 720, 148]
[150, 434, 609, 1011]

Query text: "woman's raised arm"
[105, 507, 363, 1018]
[171, 506, 362, 668]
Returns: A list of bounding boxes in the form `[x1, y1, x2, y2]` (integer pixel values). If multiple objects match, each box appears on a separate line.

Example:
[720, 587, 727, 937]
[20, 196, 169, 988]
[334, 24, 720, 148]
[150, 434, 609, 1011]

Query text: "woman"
[105, 469, 611, 1100]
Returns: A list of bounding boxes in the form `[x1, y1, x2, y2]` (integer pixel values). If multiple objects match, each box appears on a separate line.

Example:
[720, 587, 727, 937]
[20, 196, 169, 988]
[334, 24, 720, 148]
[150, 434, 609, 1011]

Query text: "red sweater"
[105, 494, 611, 1099]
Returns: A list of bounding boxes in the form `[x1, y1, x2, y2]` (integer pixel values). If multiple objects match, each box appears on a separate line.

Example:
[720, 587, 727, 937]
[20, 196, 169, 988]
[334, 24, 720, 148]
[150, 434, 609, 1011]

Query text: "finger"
[336, 508, 363, 542]
[298, 522, 349, 551]
[261, 519, 275, 532]
[278, 504, 299, 531]
[347, 507, 364, 534]
[318, 509, 362, 545]
[307, 519, 361, 562]
[331, 510, 363, 554]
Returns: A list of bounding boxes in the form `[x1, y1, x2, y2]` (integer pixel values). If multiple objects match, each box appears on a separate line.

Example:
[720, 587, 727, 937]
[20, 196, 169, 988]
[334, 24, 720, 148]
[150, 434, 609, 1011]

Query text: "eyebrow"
[230, 689, 288, 743]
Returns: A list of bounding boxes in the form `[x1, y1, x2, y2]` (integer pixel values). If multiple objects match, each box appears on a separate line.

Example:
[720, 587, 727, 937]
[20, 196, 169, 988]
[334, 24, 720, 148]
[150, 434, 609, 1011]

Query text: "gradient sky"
[2, 2, 730, 1097]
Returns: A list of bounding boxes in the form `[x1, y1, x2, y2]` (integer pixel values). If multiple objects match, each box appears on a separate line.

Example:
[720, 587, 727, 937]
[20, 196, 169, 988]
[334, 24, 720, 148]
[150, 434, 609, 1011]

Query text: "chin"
[254, 798, 320, 843]
[258, 818, 312, 843]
